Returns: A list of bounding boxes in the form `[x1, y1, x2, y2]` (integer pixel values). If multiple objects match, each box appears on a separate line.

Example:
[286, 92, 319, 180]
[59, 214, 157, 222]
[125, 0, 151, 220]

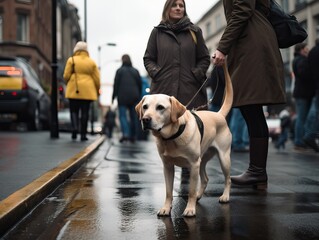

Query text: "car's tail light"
[22, 77, 28, 89]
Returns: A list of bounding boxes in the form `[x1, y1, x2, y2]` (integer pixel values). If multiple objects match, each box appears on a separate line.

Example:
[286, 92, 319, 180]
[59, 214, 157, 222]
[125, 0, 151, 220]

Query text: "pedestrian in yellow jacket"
[63, 41, 100, 141]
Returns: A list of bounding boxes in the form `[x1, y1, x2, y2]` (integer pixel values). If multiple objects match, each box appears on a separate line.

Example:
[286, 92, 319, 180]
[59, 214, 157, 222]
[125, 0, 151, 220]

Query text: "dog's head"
[135, 94, 186, 132]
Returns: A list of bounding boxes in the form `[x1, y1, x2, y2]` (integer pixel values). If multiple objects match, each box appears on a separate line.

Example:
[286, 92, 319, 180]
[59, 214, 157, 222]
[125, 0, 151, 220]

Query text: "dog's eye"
[156, 105, 165, 111]
[142, 104, 148, 110]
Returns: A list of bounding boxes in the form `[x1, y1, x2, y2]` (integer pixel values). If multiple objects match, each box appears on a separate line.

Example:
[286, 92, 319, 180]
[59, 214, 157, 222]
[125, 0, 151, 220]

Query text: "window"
[295, 0, 307, 9]
[16, 0, 32, 3]
[215, 14, 222, 31]
[17, 13, 29, 42]
[0, 14, 3, 41]
[205, 22, 212, 38]
[315, 16, 319, 40]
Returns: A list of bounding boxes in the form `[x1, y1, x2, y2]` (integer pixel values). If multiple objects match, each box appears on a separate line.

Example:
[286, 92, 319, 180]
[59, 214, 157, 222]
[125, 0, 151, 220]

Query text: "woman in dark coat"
[212, 0, 286, 188]
[143, 0, 210, 110]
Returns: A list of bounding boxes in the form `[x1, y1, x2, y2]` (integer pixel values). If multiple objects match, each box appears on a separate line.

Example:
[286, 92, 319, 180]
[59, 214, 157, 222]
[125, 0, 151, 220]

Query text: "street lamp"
[50, 0, 59, 139]
[90, 42, 117, 134]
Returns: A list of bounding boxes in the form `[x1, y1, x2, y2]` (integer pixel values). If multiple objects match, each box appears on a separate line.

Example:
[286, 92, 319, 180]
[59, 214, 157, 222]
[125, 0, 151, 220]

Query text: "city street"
[1, 136, 319, 240]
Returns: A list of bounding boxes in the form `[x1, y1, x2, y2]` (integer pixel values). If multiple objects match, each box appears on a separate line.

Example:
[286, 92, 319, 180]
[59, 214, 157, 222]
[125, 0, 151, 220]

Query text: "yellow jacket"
[63, 51, 100, 100]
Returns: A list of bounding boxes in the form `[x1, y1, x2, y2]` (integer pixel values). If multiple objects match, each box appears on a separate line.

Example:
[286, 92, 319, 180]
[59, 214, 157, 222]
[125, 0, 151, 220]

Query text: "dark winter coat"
[292, 53, 315, 99]
[308, 42, 319, 94]
[143, 23, 210, 110]
[217, 0, 286, 107]
[112, 64, 142, 106]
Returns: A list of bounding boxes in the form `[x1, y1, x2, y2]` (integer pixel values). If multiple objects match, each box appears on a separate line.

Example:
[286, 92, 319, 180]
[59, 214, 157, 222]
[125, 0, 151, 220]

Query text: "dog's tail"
[218, 61, 233, 118]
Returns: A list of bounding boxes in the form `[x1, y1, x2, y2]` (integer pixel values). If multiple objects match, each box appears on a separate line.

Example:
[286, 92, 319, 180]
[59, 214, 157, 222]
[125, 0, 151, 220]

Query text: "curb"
[0, 135, 106, 237]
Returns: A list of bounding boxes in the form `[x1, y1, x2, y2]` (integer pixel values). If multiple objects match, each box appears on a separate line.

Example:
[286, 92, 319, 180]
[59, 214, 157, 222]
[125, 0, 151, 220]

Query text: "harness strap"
[191, 111, 204, 143]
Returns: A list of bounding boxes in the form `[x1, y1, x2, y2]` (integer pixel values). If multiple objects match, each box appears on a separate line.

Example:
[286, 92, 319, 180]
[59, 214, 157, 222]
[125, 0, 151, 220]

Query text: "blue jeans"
[118, 104, 138, 139]
[294, 98, 313, 146]
[304, 96, 319, 140]
[230, 108, 249, 149]
[276, 127, 289, 149]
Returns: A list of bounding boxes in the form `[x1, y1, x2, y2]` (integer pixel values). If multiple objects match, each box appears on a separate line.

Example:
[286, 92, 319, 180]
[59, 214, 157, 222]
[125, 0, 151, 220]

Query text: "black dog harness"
[162, 111, 204, 142]
[191, 111, 204, 143]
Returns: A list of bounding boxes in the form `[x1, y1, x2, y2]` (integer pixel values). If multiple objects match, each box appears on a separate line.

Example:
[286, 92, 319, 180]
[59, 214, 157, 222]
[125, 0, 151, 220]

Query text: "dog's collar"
[161, 124, 186, 141]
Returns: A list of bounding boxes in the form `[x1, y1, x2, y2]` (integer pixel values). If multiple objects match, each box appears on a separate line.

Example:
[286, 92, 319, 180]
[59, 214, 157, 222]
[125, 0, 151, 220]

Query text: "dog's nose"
[142, 117, 152, 130]
[142, 117, 151, 124]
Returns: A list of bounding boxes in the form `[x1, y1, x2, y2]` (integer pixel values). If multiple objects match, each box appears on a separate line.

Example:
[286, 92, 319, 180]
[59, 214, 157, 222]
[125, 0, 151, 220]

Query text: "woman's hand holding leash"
[212, 50, 225, 66]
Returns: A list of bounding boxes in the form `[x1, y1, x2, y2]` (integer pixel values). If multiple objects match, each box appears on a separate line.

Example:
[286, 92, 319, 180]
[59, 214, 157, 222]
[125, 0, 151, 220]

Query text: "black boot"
[231, 138, 268, 189]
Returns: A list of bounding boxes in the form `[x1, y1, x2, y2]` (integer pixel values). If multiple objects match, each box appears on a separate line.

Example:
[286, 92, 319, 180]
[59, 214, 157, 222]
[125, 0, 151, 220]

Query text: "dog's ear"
[135, 97, 145, 120]
[170, 96, 186, 122]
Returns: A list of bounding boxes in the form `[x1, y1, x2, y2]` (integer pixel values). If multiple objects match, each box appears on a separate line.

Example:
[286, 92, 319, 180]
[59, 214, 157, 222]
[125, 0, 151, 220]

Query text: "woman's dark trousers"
[69, 99, 92, 141]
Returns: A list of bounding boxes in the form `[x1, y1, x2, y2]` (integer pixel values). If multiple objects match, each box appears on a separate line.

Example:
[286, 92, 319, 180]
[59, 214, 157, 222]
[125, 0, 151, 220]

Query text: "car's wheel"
[28, 107, 42, 131]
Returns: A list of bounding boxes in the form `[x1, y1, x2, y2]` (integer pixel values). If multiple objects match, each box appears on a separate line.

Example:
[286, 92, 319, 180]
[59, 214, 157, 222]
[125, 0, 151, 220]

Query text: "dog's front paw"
[182, 208, 196, 217]
[157, 207, 171, 216]
[219, 194, 230, 203]
[196, 192, 204, 201]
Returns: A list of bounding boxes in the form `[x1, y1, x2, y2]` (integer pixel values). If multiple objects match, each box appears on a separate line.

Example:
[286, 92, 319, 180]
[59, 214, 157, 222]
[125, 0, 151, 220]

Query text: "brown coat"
[218, 0, 286, 107]
[144, 25, 210, 110]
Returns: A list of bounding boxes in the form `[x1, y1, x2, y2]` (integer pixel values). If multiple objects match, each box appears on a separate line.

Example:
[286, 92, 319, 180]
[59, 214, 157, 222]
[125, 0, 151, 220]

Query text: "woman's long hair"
[161, 0, 187, 22]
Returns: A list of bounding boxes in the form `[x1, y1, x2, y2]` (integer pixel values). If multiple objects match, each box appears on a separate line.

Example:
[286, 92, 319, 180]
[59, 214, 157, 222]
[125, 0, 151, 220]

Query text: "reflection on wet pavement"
[4, 140, 319, 240]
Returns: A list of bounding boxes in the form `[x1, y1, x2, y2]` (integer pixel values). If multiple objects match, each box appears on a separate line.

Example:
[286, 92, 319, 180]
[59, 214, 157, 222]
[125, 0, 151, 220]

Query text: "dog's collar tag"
[162, 124, 186, 141]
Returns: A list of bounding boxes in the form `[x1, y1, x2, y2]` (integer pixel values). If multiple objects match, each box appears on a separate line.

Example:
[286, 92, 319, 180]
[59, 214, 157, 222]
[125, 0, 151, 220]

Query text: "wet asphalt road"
[2, 138, 319, 240]
[0, 131, 100, 201]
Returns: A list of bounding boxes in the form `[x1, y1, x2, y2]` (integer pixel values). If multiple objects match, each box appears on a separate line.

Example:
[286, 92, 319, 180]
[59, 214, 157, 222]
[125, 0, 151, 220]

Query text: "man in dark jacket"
[292, 43, 315, 150]
[112, 54, 142, 143]
[303, 39, 319, 152]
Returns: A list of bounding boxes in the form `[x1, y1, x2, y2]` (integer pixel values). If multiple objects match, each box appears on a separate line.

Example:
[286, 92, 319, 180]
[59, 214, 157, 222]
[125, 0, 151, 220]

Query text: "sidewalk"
[2, 136, 319, 239]
[0, 132, 106, 237]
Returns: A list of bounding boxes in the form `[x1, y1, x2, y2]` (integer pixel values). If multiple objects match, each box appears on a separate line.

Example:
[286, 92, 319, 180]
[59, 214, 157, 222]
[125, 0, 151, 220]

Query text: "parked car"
[58, 108, 103, 134]
[0, 56, 51, 130]
[58, 108, 72, 132]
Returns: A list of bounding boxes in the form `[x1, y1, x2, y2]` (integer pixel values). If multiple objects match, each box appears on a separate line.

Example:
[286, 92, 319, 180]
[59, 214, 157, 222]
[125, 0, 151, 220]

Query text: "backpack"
[258, 0, 308, 48]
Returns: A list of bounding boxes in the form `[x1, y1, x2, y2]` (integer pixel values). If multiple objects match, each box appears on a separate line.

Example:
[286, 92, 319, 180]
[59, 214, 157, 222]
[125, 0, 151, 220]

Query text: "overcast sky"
[68, 0, 218, 105]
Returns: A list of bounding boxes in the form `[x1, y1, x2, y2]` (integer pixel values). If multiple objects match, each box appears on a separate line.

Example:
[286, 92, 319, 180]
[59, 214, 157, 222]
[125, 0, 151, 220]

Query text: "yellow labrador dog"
[135, 63, 233, 217]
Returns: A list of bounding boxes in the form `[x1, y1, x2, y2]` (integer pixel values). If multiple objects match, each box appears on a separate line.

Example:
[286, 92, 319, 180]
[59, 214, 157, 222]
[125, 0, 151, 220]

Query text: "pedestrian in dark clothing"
[103, 106, 116, 138]
[303, 39, 319, 152]
[112, 54, 142, 143]
[292, 43, 315, 150]
[143, 0, 210, 179]
[275, 108, 291, 150]
[212, 0, 286, 189]
[143, 0, 210, 110]
[137, 76, 150, 141]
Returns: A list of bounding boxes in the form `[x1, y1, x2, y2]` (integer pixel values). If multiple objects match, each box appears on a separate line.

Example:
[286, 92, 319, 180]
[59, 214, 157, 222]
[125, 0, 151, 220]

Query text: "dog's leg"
[217, 148, 231, 203]
[158, 163, 175, 216]
[183, 161, 200, 217]
[197, 148, 217, 201]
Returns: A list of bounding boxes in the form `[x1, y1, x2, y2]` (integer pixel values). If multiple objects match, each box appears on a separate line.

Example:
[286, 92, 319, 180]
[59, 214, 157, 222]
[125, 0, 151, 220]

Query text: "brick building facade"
[0, 0, 81, 93]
